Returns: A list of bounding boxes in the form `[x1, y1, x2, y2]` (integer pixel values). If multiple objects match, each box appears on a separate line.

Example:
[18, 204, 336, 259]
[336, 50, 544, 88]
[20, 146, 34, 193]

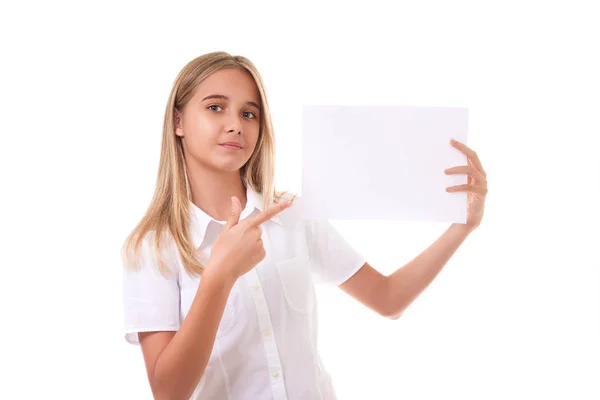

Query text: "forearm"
[384, 223, 473, 318]
[152, 265, 236, 400]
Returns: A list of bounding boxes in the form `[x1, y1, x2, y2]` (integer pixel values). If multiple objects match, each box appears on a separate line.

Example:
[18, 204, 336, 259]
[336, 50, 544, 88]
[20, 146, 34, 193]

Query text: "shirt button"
[251, 284, 261, 291]
[272, 371, 280, 378]
[263, 328, 272, 336]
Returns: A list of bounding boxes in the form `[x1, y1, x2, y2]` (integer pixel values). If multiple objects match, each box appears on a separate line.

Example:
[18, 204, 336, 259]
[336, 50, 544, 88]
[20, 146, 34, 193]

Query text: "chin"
[214, 159, 249, 173]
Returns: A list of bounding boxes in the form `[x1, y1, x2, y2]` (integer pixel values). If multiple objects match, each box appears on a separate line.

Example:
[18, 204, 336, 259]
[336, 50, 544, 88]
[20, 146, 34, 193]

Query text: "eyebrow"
[201, 94, 261, 111]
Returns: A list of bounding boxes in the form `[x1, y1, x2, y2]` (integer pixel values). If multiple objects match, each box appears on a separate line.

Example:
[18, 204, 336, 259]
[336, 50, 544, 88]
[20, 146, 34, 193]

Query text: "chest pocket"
[275, 256, 314, 314]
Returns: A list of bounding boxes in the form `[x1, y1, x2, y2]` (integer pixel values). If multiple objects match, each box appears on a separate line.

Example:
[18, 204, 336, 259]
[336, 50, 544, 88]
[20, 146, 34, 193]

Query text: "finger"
[446, 184, 488, 196]
[244, 200, 292, 228]
[451, 139, 486, 176]
[444, 165, 486, 184]
[249, 225, 261, 239]
[224, 196, 242, 230]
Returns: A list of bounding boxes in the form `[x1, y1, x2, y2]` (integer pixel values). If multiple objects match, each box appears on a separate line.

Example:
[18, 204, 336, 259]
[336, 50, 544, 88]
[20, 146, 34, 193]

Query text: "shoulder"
[123, 229, 181, 277]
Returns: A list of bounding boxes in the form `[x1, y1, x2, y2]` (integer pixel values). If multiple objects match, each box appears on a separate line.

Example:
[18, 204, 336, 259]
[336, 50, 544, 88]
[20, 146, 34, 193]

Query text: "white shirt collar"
[189, 183, 282, 248]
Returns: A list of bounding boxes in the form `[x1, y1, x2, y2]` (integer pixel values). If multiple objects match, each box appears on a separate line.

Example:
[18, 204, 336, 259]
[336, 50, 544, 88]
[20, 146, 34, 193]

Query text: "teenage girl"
[121, 51, 488, 400]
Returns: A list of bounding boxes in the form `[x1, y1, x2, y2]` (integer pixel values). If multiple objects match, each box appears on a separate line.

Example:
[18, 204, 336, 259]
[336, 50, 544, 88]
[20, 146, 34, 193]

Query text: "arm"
[138, 199, 292, 400]
[340, 223, 473, 319]
[140, 265, 235, 400]
[340, 139, 487, 319]
[382, 222, 473, 318]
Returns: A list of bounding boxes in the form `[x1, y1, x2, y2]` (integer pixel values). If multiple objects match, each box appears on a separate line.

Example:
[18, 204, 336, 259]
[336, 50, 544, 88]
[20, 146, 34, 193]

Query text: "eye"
[243, 111, 257, 119]
[208, 105, 222, 112]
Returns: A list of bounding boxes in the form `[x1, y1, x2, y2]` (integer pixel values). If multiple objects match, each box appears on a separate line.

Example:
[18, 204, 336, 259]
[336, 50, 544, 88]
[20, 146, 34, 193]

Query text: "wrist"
[203, 259, 238, 288]
[451, 222, 476, 236]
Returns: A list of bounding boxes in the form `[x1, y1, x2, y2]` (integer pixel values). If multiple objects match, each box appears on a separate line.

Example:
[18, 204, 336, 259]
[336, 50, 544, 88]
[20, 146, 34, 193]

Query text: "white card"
[297, 105, 469, 223]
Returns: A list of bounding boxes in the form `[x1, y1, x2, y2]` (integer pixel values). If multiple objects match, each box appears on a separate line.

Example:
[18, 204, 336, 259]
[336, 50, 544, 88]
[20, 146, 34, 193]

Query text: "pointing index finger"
[245, 200, 292, 228]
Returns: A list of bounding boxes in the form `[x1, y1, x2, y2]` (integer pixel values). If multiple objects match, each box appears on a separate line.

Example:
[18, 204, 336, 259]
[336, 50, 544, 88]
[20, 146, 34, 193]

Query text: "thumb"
[224, 196, 241, 230]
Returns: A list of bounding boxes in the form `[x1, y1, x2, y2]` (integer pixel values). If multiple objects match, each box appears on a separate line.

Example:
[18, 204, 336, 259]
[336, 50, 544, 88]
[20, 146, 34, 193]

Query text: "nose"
[226, 113, 243, 135]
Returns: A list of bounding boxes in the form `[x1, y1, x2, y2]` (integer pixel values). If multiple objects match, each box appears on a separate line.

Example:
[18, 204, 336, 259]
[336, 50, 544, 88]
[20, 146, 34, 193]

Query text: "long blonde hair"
[122, 51, 284, 277]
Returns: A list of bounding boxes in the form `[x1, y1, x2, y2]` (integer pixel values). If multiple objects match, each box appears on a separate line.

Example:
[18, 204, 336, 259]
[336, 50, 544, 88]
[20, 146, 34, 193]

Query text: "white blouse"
[122, 186, 366, 399]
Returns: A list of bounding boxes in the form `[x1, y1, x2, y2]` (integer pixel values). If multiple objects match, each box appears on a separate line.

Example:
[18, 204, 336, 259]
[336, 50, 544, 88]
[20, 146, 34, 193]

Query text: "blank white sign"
[300, 105, 469, 223]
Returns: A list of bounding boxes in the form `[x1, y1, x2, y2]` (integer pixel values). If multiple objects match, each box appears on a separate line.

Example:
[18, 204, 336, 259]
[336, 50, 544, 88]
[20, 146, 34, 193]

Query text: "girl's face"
[175, 68, 261, 174]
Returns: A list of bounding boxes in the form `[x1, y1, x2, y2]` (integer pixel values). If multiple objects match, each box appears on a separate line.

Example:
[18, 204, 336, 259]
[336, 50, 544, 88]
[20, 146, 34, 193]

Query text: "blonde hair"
[121, 51, 286, 277]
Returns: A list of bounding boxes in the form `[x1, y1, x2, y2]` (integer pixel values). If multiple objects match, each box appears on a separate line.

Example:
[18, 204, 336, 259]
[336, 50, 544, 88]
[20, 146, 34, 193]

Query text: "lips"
[220, 142, 242, 149]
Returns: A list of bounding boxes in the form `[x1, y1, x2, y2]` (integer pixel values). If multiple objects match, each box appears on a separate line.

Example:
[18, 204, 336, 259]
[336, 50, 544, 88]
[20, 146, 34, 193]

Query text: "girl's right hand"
[205, 196, 292, 280]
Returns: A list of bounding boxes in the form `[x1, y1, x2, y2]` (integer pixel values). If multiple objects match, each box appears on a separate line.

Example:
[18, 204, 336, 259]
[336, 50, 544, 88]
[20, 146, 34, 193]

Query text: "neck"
[187, 164, 247, 222]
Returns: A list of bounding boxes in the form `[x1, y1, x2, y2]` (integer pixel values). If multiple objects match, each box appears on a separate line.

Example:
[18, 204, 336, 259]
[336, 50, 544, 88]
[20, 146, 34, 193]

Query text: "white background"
[1, 1, 599, 399]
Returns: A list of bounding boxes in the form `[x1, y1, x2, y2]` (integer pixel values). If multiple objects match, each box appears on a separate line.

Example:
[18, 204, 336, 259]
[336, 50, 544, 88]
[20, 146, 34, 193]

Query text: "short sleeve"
[122, 237, 181, 345]
[305, 219, 367, 287]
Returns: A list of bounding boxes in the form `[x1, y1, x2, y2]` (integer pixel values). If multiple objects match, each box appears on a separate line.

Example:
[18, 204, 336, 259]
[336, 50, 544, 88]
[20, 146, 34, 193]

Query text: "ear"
[174, 108, 184, 137]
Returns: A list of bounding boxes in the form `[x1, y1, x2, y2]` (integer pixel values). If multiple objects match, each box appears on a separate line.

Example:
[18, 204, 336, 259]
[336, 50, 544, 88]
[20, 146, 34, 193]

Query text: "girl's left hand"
[444, 139, 488, 230]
